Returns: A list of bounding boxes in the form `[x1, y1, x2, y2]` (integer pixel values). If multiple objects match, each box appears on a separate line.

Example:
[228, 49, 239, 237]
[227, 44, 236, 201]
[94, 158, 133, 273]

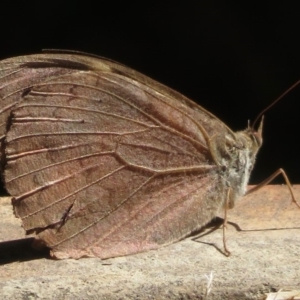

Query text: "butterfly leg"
[246, 168, 300, 209]
[222, 187, 232, 257]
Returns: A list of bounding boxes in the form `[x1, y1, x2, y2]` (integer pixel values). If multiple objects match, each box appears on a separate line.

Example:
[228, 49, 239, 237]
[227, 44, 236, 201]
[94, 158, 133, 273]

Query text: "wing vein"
[21, 165, 127, 218]
[6, 150, 115, 183]
[51, 174, 156, 246]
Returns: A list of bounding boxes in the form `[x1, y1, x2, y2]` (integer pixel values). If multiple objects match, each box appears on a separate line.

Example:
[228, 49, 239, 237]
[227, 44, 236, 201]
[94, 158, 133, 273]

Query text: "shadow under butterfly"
[0, 51, 295, 259]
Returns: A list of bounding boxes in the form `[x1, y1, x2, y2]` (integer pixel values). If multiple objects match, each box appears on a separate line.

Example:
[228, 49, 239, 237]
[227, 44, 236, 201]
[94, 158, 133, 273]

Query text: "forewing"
[0, 52, 234, 151]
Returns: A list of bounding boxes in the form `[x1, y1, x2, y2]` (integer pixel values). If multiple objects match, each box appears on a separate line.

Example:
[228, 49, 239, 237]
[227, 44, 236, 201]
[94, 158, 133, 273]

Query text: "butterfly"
[0, 50, 276, 259]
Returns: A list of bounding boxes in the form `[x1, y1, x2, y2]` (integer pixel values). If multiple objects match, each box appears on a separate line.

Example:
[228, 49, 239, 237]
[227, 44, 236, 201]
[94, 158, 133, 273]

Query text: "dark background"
[1, 1, 300, 185]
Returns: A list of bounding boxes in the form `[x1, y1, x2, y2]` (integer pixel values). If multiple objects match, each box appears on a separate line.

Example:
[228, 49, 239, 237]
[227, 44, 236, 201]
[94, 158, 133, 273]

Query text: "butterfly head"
[248, 115, 264, 151]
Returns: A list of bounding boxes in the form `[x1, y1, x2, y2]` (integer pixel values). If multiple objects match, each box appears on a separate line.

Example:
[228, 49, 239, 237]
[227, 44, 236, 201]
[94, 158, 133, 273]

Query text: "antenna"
[252, 79, 300, 130]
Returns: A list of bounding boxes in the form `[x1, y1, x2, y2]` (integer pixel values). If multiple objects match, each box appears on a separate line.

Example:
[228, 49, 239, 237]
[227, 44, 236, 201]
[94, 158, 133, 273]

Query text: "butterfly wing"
[2, 53, 231, 258]
[0, 53, 94, 174]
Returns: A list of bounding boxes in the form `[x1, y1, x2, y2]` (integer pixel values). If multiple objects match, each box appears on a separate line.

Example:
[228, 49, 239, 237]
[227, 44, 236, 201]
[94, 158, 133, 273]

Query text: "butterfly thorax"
[210, 120, 263, 208]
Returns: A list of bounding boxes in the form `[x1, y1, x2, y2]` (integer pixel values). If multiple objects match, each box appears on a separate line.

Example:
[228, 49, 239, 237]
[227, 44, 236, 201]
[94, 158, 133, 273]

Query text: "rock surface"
[0, 185, 300, 299]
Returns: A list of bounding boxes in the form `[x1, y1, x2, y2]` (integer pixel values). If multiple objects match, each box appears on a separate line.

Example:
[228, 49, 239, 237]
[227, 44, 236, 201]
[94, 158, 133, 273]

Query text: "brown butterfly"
[0, 51, 296, 259]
